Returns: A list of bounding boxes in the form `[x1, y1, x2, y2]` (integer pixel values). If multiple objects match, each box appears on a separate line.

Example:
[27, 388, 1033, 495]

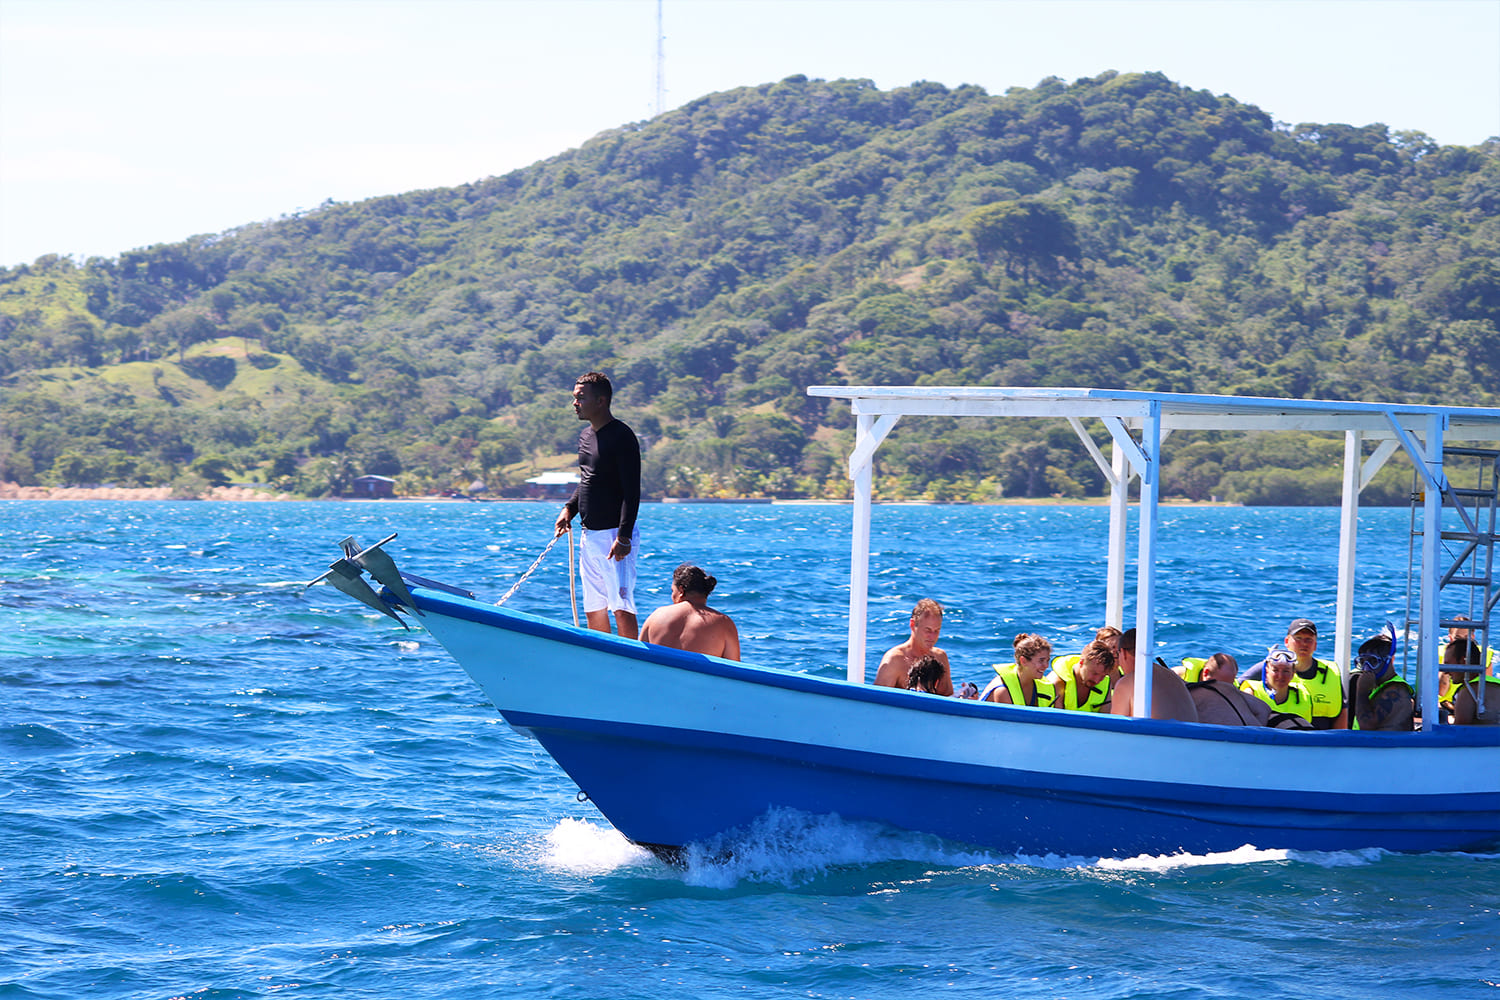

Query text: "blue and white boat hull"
[411, 586, 1500, 859]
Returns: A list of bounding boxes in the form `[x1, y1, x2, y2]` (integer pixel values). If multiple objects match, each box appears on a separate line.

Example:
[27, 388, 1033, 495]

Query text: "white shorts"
[579, 526, 639, 615]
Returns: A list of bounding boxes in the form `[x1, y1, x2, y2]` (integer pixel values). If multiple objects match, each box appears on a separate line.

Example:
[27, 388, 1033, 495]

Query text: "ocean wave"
[528, 810, 1481, 890]
[533, 817, 654, 874]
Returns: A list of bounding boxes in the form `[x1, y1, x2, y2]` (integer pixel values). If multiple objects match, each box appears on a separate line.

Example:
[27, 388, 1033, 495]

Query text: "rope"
[568, 526, 579, 626]
[495, 531, 565, 607]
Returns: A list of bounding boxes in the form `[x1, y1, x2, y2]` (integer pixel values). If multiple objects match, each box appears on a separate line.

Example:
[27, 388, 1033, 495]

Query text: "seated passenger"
[908, 654, 946, 694]
[638, 563, 741, 660]
[1239, 618, 1346, 728]
[1050, 625, 1122, 710]
[1351, 625, 1414, 731]
[1110, 628, 1198, 722]
[1439, 638, 1480, 721]
[1446, 638, 1500, 725]
[874, 598, 953, 695]
[1439, 615, 1496, 676]
[1045, 639, 1114, 712]
[1188, 653, 1271, 726]
[979, 633, 1056, 708]
[1177, 656, 1208, 682]
[1240, 646, 1315, 727]
[1454, 678, 1500, 725]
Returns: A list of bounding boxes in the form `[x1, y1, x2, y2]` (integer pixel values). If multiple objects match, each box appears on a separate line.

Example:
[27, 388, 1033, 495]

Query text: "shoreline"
[0, 483, 1249, 506]
[0, 483, 291, 501]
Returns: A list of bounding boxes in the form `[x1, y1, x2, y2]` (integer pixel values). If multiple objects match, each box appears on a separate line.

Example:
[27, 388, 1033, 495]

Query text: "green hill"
[2, 71, 1496, 502]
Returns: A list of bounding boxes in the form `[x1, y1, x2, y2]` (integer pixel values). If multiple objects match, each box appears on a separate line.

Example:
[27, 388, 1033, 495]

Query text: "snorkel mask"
[1354, 622, 1397, 678]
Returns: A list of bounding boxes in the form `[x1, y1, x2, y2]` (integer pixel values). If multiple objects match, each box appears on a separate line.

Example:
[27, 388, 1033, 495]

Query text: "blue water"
[3, 500, 1497, 999]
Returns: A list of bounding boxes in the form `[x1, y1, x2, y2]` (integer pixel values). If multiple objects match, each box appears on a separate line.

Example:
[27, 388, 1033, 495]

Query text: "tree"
[965, 200, 1080, 285]
[191, 454, 235, 487]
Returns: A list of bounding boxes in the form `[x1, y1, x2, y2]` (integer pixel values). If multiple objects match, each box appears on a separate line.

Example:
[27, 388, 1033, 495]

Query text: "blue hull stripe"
[509, 710, 1500, 857]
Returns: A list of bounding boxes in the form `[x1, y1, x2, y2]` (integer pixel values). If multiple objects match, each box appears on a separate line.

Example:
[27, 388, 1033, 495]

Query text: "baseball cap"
[1287, 618, 1317, 636]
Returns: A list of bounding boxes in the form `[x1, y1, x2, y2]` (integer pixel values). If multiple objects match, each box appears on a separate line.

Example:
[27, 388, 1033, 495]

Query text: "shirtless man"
[638, 563, 740, 660]
[1109, 628, 1199, 722]
[1188, 653, 1270, 726]
[874, 598, 953, 696]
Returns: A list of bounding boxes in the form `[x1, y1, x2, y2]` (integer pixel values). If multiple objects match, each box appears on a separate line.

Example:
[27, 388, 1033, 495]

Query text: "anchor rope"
[568, 526, 579, 626]
[495, 531, 566, 607]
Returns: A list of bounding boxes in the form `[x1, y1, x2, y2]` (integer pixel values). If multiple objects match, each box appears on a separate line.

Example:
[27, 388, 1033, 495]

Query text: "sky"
[1, 0, 1497, 268]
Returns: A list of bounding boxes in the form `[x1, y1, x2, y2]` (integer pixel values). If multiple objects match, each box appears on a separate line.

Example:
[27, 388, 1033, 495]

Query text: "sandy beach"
[0, 483, 291, 501]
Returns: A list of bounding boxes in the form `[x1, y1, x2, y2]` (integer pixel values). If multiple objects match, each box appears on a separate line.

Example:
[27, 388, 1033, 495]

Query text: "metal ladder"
[1403, 447, 1498, 684]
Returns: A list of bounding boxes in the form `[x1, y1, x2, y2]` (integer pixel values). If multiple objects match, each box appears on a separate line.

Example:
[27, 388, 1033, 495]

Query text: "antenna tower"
[654, 0, 665, 117]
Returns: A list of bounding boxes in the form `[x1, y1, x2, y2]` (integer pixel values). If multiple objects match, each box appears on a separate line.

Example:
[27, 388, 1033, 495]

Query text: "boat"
[311, 387, 1500, 859]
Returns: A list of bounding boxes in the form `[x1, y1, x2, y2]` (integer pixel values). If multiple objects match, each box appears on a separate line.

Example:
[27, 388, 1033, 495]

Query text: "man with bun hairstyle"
[639, 563, 740, 660]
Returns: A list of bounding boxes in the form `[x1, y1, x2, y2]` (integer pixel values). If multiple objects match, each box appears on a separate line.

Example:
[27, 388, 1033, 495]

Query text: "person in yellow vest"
[1050, 625, 1121, 711]
[1240, 647, 1315, 727]
[1445, 638, 1500, 725]
[1242, 619, 1346, 728]
[1351, 625, 1414, 732]
[979, 633, 1056, 708]
[1188, 653, 1271, 726]
[1439, 616, 1497, 677]
[1045, 639, 1114, 712]
[1284, 618, 1346, 728]
[1177, 656, 1208, 682]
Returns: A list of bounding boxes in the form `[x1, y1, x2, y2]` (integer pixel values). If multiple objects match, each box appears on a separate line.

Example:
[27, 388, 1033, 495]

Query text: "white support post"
[1132, 402, 1161, 718]
[1418, 413, 1446, 730]
[1107, 438, 1129, 630]
[847, 413, 875, 684]
[1335, 430, 1361, 679]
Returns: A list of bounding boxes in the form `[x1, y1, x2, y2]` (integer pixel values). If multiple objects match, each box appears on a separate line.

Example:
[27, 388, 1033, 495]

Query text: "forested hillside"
[2, 71, 1497, 502]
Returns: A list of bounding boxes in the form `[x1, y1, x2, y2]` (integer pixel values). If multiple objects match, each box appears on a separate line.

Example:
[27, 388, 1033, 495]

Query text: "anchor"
[304, 532, 415, 627]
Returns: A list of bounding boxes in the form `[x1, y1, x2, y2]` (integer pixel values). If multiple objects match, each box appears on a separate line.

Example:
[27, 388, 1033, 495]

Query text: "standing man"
[554, 371, 641, 638]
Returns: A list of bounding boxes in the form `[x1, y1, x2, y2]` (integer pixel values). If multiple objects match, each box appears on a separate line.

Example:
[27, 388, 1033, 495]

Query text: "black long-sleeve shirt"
[566, 418, 640, 538]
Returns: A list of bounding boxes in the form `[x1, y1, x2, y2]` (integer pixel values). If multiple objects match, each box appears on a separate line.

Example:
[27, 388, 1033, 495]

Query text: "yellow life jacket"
[1294, 658, 1343, 725]
[1180, 657, 1207, 683]
[1439, 672, 1459, 709]
[1352, 673, 1414, 731]
[990, 662, 1055, 708]
[1046, 662, 1110, 712]
[1240, 678, 1314, 722]
[1437, 641, 1497, 676]
[1050, 654, 1109, 711]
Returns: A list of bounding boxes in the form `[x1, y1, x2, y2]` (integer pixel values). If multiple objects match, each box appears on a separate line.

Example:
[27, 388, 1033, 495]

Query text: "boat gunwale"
[409, 586, 1500, 750]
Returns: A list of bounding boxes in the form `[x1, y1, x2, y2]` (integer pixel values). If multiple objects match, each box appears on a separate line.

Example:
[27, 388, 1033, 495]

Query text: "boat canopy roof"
[808, 385, 1499, 731]
[808, 386, 1500, 439]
